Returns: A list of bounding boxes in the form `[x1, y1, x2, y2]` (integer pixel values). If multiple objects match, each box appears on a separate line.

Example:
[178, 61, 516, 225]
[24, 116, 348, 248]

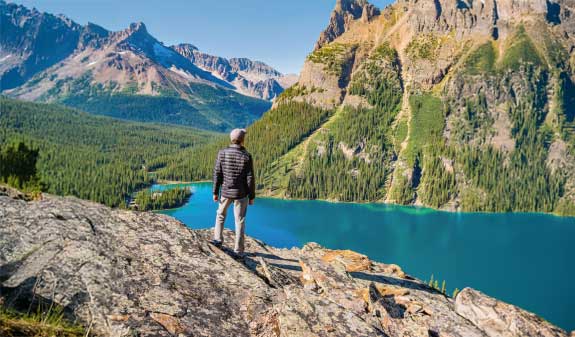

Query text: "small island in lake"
[135, 186, 192, 211]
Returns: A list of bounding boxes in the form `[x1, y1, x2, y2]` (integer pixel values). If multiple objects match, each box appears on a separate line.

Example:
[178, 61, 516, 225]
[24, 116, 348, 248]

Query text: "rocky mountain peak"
[85, 21, 108, 32]
[116, 21, 150, 45]
[315, 0, 380, 49]
[228, 57, 283, 77]
[335, 0, 370, 16]
[110, 21, 150, 45]
[0, 0, 83, 89]
[112, 21, 162, 57]
[128, 21, 148, 34]
[55, 13, 77, 27]
[171, 43, 199, 58]
[78, 22, 109, 49]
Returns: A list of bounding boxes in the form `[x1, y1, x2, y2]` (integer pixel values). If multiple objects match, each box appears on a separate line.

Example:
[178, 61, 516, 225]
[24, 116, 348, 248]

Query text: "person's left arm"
[246, 154, 255, 204]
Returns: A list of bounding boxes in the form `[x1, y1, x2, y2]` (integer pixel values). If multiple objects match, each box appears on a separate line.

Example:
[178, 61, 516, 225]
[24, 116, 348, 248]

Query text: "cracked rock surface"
[0, 190, 569, 336]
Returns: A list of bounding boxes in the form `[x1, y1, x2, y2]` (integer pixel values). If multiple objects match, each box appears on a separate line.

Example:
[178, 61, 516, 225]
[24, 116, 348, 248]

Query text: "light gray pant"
[213, 196, 249, 254]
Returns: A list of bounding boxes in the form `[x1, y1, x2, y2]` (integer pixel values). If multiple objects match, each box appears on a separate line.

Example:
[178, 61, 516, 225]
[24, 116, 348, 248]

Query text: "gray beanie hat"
[230, 128, 247, 143]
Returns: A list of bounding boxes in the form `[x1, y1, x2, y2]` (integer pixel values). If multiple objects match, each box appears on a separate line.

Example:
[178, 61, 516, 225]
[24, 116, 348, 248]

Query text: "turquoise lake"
[156, 182, 575, 330]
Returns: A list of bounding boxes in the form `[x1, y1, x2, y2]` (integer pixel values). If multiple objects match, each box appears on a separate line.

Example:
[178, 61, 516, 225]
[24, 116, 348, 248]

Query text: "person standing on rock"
[211, 128, 255, 258]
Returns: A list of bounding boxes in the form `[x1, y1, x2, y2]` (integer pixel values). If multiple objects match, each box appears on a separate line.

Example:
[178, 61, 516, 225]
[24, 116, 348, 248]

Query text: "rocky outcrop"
[0, 189, 569, 336]
[455, 288, 567, 337]
[295, 60, 347, 109]
[315, 0, 380, 50]
[0, 189, 275, 337]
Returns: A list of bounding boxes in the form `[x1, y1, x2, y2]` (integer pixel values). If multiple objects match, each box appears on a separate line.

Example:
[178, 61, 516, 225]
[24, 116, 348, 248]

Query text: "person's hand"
[213, 194, 219, 202]
[249, 199, 254, 206]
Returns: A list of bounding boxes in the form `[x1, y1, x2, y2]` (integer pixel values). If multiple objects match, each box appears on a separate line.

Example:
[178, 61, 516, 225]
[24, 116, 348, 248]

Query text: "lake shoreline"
[153, 181, 575, 219]
[155, 179, 211, 185]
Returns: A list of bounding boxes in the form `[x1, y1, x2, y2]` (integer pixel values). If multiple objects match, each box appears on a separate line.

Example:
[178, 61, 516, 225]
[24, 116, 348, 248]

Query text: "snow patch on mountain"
[153, 42, 176, 61]
[169, 66, 193, 80]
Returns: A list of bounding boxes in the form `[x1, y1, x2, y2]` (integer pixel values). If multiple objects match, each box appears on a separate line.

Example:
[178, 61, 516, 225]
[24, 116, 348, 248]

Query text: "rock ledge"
[0, 190, 569, 336]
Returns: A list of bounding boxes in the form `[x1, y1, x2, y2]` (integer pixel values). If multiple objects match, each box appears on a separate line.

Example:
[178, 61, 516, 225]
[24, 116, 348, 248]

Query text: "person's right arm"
[213, 150, 223, 201]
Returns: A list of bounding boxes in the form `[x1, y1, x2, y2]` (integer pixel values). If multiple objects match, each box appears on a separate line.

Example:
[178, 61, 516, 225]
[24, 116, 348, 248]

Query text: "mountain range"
[1, 0, 574, 215]
[0, 0, 297, 130]
[159, 0, 575, 215]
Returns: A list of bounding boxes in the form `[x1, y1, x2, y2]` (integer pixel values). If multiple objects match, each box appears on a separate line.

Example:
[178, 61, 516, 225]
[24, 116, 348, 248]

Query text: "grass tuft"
[0, 302, 85, 337]
[426, 274, 460, 298]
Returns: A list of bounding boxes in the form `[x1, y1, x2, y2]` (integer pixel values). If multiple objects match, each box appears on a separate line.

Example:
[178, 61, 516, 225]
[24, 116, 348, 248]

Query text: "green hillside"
[155, 101, 332, 188]
[0, 97, 218, 206]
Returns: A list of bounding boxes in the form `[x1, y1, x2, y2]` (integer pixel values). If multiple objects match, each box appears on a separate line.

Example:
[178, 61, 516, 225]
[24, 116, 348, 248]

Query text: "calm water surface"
[156, 182, 575, 330]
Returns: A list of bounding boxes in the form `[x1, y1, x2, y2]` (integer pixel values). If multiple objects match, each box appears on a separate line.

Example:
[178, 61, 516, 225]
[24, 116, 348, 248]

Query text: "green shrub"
[0, 302, 84, 337]
[277, 84, 325, 102]
[370, 42, 397, 62]
[0, 142, 42, 193]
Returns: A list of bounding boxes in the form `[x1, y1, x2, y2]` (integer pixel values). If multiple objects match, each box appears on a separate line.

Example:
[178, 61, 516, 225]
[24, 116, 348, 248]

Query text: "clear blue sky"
[10, 0, 392, 74]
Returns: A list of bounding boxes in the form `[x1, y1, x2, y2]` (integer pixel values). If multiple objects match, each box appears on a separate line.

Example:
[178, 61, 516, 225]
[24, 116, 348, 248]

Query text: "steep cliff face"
[0, 188, 570, 336]
[258, 0, 575, 215]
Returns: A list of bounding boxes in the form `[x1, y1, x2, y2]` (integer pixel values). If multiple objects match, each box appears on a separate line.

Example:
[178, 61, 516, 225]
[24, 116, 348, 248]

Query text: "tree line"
[0, 97, 216, 207]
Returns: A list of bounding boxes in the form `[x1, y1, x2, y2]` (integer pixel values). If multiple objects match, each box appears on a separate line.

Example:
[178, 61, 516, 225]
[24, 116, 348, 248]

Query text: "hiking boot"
[210, 240, 222, 248]
[231, 251, 245, 262]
